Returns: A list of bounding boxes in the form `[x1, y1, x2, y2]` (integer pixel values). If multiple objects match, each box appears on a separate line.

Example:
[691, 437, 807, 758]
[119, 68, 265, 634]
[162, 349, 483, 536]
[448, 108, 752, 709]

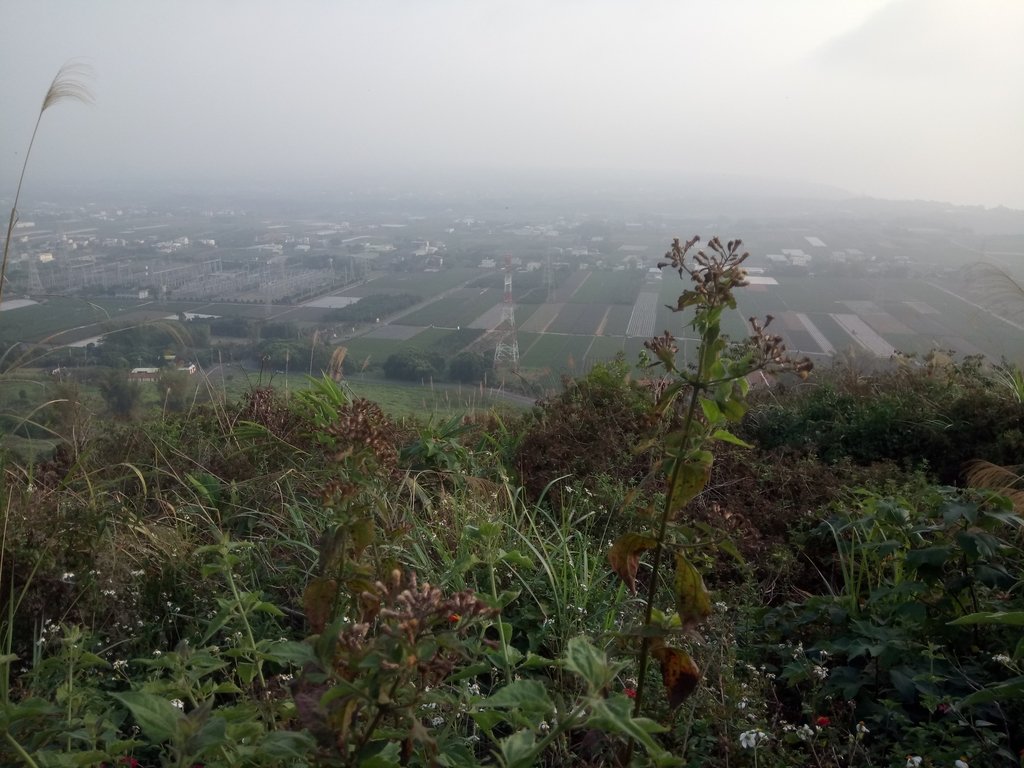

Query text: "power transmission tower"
[493, 255, 519, 370]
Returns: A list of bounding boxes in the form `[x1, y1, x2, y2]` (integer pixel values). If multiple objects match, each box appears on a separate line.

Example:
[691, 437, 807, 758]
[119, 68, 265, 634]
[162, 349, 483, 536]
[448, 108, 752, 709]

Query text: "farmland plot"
[547, 303, 608, 335]
[600, 305, 633, 336]
[568, 271, 641, 304]
[520, 334, 594, 371]
[519, 304, 563, 333]
[583, 336, 648, 367]
[332, 268, 483, 298]
[400, 288, 505, 327]
[626, 292, 658, 337]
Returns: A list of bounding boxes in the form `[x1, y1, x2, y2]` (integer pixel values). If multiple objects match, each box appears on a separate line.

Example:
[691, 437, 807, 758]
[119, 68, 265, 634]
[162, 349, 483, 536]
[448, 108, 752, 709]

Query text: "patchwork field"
[330, 270, 1024, 375]
[10, 266, 1024, 386]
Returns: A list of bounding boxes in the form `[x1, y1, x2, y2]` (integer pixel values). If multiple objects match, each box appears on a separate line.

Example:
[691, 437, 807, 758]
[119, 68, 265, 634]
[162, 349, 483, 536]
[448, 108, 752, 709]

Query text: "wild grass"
[1, 61, 93, 308]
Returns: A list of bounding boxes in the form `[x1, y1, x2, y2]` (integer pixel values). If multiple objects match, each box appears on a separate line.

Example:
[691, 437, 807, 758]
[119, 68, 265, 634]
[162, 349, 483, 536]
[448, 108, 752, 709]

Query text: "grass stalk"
[1, 61, 92, 308]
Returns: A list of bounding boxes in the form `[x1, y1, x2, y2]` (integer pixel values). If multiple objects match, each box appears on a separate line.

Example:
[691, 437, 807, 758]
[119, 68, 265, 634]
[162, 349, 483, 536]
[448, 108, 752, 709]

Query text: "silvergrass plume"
[1, 60, 94, 308]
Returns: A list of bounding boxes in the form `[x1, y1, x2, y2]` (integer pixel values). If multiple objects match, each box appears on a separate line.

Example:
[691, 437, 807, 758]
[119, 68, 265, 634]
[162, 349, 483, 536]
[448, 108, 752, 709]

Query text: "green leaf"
[961, 676, 1024, 706]
[237, 661, 258, 684]
[608, 533, 657, 593]
[949, 611, 1024, 627]
[359, 740, 403, 768]
[498, 549, 534, 569]
[587, 697, 671, 760]
[187, 715, 227, 756]
[498, 729, 539, 768]
[479, 680, 553, 717]
[199, 604, 234, 645]
[673, 554, 711, 631]
[563, 636, 615, 694]
[254, 600, 284, 616]
[699, 398, 722, 424]
[720, 397, 748, 421]
[709, 428, 752, 448]
[258, 730, 318, 758]
[905, 545, 953, 572]
[715, 538, 745, 566]
[667, 459, 711, 514]
[110, 691, 183, 743]
[469, 709, 506, 732]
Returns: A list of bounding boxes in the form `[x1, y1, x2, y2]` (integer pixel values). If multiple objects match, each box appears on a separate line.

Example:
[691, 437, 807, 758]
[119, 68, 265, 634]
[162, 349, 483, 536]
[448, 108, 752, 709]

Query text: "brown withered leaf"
[651, 644, 701, 708]
[608, 533, 657, 593]
[303, 577, 338, 633]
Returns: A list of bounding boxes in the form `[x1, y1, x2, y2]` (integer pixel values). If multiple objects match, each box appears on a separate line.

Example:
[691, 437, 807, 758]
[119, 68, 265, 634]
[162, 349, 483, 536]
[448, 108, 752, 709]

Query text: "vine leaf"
[674, 554, 712, 631]
[608, 533, 657, 593]
[651, 644, 701, 708]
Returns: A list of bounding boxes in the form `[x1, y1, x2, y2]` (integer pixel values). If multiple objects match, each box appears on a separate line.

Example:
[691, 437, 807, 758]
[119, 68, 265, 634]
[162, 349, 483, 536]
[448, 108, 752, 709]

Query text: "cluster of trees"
[382, 349, 491, 384]
[327, 293, 421, 323]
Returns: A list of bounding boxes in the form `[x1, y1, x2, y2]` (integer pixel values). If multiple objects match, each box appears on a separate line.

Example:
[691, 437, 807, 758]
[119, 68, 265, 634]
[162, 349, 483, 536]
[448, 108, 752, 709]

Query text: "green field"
[399, 288, 503, 327]
[519, 333, 595, 372]
[335, 268, 484, 298]
[0, 299, 140, 344]
[568, 271, 641, 304]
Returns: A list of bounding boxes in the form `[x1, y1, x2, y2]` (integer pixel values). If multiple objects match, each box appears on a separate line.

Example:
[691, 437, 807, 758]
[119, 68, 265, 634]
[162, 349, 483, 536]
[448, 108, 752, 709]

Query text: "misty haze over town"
[1, 0, 1023, 391]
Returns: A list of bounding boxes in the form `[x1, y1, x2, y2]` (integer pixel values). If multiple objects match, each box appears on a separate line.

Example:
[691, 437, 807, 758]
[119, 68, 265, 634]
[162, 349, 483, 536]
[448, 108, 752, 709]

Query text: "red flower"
[448, 613, 461, 623]
[815, 716, 831, 727]
[624, 688, 637, 699]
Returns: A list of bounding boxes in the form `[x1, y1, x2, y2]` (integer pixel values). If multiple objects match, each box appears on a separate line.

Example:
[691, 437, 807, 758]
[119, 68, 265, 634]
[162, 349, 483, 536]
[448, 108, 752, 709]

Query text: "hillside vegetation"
[1, 238, 1022, 768]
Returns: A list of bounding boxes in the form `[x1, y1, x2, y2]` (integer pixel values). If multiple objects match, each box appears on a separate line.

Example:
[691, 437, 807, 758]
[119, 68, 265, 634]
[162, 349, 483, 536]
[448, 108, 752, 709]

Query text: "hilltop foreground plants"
[2, 237, 1023, 766]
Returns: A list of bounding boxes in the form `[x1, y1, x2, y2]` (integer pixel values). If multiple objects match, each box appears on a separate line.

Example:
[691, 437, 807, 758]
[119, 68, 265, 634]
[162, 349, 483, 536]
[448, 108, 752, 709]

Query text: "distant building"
[128, 367, 160, 382]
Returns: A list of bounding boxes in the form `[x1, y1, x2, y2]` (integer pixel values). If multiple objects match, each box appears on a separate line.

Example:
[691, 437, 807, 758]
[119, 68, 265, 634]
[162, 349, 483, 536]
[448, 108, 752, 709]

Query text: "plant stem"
[224, 558, 266, 687]
[633, 363, 704, 719]
[4, 731, 39, 768]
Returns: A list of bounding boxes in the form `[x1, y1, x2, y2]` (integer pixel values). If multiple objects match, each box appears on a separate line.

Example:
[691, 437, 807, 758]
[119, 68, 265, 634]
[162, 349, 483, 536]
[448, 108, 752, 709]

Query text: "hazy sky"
[2, 0, 1022, 208]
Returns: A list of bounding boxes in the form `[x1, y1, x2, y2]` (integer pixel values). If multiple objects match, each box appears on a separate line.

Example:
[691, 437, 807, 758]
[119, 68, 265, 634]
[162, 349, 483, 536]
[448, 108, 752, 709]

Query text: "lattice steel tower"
[493, 255, 519, 369]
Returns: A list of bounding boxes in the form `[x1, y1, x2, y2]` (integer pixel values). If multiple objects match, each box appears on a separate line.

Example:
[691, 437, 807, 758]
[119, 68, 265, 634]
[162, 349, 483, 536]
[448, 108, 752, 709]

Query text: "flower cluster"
[739, 729, 770, 749]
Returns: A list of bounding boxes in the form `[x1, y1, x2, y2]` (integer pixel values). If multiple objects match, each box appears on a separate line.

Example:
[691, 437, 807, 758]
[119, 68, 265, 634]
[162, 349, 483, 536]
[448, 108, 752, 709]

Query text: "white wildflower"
[430, 716, 444, 728]
[906, 757, 922, 768]
[954, 759, 969, 768]
[796, 724, 815, 741]
[113, 659, 128, 672]
[811, 665, 828, 680]
[170, 698, 184, 710]
[739, 729, 769, 749]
